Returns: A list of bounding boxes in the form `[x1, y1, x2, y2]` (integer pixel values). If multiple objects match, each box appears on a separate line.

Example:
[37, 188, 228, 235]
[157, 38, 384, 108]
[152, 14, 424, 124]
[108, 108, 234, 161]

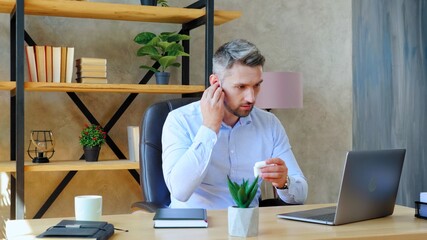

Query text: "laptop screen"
[278, 149, 406, 225]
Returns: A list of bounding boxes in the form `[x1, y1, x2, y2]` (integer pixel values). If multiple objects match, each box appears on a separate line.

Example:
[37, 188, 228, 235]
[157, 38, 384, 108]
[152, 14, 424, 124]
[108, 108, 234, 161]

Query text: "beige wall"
[214, 0, 352, 204]
[0, 0, 351, 231]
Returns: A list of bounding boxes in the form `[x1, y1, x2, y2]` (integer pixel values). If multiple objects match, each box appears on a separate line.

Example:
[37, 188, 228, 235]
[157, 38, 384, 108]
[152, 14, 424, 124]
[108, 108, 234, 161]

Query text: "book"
[60, 46, 67, 83]
[45, 46, 53, 82]
[77, 64, 107, 72]
[76, 57, 107, 66]
[52, 46, 61, 83]
[25, 46, 38, 82]
[76, 77, 108, 84]
[127, 126, 140, 162]
[35, 45, 46, 82]
[37, 220, 114, 240]
[153, 208, 208, 228]
[65, 47, 75, 83]
[77, 71, 107, 78]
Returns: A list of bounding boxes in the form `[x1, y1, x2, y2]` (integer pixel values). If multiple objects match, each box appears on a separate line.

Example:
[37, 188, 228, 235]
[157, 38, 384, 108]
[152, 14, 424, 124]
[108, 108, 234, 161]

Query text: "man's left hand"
[260, 158, 288, 189]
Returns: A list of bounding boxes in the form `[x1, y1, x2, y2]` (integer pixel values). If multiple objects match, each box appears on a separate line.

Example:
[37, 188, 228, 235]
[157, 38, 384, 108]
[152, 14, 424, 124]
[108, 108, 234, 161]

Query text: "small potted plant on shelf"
[141, 0, 169, 7]
[227, 175, 260, 237]
[157, 0, 168, 7]
[133, 31, 190, 84]
[79, 124, 106, 162]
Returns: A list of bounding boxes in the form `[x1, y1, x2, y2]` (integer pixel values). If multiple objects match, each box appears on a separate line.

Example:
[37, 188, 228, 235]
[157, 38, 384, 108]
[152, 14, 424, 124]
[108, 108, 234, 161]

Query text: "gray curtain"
[352, 0, 427, 207]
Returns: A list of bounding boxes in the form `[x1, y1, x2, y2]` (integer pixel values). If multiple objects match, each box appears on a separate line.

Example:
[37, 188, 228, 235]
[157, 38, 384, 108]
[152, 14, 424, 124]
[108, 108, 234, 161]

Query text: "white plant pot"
[228, 206, 259, 237]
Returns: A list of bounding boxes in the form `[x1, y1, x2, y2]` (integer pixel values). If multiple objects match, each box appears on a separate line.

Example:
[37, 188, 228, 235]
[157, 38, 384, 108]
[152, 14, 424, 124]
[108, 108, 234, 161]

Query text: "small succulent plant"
[227, 175, 259, 208]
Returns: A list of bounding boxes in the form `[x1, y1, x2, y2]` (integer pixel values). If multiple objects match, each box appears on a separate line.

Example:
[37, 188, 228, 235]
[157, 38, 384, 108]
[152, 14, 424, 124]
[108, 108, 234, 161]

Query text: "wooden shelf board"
[24, 82, 205, 94]
[0, 81, 15, 91]
[0, 0, 241, 25]
[0, 0, 14, 14]
[0, 161, 15, 173]
[24, 160, 139, 172]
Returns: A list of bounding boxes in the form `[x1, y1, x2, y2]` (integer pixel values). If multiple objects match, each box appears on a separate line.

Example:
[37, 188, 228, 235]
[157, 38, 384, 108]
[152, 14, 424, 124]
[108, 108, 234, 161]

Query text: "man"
[162, 39, 308, 209]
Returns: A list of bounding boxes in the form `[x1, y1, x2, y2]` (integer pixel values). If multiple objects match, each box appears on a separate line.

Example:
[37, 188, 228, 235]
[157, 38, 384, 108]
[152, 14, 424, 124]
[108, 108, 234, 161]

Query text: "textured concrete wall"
[0, 0, 352, 228]
[353, 0, 427, 207]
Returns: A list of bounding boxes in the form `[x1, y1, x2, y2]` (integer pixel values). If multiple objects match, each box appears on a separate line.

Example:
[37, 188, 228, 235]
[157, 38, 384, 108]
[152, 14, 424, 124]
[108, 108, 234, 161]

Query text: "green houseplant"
[141, 0, 168, 6]
[227, 175, 259, 208]
[79, 124, 106, 161]
[134, 31, 190, 84]
[157, 0, 168, 7]
[227, 176, 260, 237]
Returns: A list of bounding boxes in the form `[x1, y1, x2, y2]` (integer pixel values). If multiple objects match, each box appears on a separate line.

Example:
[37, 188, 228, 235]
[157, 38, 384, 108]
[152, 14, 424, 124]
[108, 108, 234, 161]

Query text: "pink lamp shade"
[255, 72, 303, 109]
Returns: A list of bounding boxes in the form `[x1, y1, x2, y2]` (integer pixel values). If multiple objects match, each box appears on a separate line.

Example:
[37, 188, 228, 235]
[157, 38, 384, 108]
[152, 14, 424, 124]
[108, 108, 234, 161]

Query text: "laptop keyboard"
[308, 213, 336, 222]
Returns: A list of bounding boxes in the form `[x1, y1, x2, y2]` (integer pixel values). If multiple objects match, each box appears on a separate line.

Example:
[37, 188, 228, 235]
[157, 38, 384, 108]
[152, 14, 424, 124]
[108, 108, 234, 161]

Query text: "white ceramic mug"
[74, 195, 102, 221]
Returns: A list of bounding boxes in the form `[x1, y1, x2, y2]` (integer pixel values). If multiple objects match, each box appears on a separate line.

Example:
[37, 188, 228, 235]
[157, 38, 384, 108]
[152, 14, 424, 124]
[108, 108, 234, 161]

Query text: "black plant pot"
[83, 146, 100, 162]
[140, 0, 156, 6]
[155, 72, 170, 85]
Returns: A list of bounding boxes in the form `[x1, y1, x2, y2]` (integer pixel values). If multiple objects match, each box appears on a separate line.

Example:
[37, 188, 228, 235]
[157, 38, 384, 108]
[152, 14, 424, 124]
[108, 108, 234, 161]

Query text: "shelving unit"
[0, 82, 15, 90]
[0, 82, 206, 93]
[24, 160, 139, 172]
[0, 0, 14, 13]
[24, 82, 205, 94]
[0, 82, 15, 173]
[0, 0, 240, 25]
[0, 161, 15, 172]
[0, 160, 139, 173]
[5, 0, 240, 219]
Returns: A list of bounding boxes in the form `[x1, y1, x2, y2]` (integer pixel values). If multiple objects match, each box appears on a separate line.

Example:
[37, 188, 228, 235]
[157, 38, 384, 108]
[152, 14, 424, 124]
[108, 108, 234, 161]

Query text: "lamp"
[255, 72, 303, 202]
[255, 72, 303, 109]
[27, 130, 55, 163]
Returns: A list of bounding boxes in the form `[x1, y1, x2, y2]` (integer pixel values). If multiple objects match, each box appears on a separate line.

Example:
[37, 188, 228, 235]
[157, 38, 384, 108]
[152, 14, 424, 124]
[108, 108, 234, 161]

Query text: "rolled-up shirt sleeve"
[276, 175, 308, 204]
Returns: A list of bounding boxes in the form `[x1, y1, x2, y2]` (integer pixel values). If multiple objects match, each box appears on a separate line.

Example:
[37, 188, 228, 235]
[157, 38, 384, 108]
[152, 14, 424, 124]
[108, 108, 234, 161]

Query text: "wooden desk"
[6, 204, 427, 240]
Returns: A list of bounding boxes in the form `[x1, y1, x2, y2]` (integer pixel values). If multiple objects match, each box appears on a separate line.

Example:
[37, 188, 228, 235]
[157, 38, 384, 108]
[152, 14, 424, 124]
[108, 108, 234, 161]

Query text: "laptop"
[277, 149, 406, 225]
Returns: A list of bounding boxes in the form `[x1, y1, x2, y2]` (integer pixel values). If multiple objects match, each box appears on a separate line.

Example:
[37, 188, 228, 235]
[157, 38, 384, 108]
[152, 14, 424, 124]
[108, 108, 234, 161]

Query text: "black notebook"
[37, 220, 114, 240]
[153, 208, 208, 228]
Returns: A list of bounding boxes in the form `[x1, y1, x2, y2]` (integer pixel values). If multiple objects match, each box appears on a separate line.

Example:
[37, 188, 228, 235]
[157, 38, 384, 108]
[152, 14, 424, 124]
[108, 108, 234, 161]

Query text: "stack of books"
[25, 45, 74, 83]
[75, 58, 107, 84]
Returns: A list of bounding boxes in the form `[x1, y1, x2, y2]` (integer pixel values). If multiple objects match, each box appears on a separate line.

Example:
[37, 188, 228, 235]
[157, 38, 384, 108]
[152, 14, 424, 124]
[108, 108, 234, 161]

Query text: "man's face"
[220, 63, 263, 118]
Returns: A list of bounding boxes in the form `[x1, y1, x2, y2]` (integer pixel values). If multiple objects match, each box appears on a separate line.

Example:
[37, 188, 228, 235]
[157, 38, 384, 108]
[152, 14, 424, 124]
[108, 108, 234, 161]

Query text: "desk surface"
[6, 204, 427, 240]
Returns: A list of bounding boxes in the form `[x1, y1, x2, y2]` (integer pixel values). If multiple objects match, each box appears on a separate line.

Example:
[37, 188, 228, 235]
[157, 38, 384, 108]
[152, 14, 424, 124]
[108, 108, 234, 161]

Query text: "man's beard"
[224, 101, 254, 118]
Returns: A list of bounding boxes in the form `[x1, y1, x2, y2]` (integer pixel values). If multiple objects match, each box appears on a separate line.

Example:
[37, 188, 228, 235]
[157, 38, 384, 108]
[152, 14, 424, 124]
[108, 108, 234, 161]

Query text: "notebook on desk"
[153, 208, 208, 228]
[277, 149, 406, 226]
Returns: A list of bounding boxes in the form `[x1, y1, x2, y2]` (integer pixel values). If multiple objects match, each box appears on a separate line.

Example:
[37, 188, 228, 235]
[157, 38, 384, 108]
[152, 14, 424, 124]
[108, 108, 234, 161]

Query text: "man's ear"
[209, 74, 219, 86]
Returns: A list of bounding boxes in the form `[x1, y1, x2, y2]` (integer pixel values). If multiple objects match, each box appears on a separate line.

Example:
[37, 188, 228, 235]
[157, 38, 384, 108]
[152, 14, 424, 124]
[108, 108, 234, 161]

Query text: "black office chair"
[132, 98, 199, 213]
[131, 98, 287, 213]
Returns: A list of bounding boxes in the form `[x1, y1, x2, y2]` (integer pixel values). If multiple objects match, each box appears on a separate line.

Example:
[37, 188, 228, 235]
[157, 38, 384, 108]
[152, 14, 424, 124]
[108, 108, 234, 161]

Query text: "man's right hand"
[201, 82, 224, 133]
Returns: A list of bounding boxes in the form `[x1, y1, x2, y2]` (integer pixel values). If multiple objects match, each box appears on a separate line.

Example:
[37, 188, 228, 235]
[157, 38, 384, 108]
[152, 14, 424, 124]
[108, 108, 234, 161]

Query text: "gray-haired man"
[162, 39, 308, 209]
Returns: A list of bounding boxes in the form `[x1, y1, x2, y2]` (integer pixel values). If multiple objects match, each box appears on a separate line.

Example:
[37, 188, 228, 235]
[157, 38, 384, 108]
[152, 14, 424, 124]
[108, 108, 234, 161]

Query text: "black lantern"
[27, 130, 55, 163]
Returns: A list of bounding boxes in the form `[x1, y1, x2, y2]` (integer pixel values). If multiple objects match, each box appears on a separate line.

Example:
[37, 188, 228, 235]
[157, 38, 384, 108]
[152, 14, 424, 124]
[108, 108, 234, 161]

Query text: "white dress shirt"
[162, 101, 308, 209]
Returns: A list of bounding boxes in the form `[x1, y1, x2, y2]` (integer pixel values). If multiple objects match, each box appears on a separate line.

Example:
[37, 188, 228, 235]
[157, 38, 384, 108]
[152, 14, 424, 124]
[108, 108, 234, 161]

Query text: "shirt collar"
[221, 113, 253, 128]
[239, 114, 252, 125]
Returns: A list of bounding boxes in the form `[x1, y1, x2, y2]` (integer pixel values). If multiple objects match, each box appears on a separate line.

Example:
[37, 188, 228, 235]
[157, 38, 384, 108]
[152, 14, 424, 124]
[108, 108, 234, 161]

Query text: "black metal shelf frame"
[10, 0, 214, 219]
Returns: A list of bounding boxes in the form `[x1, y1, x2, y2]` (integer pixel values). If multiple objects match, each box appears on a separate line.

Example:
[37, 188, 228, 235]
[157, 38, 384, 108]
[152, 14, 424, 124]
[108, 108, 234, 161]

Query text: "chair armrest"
[259, 197, 302, 207]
